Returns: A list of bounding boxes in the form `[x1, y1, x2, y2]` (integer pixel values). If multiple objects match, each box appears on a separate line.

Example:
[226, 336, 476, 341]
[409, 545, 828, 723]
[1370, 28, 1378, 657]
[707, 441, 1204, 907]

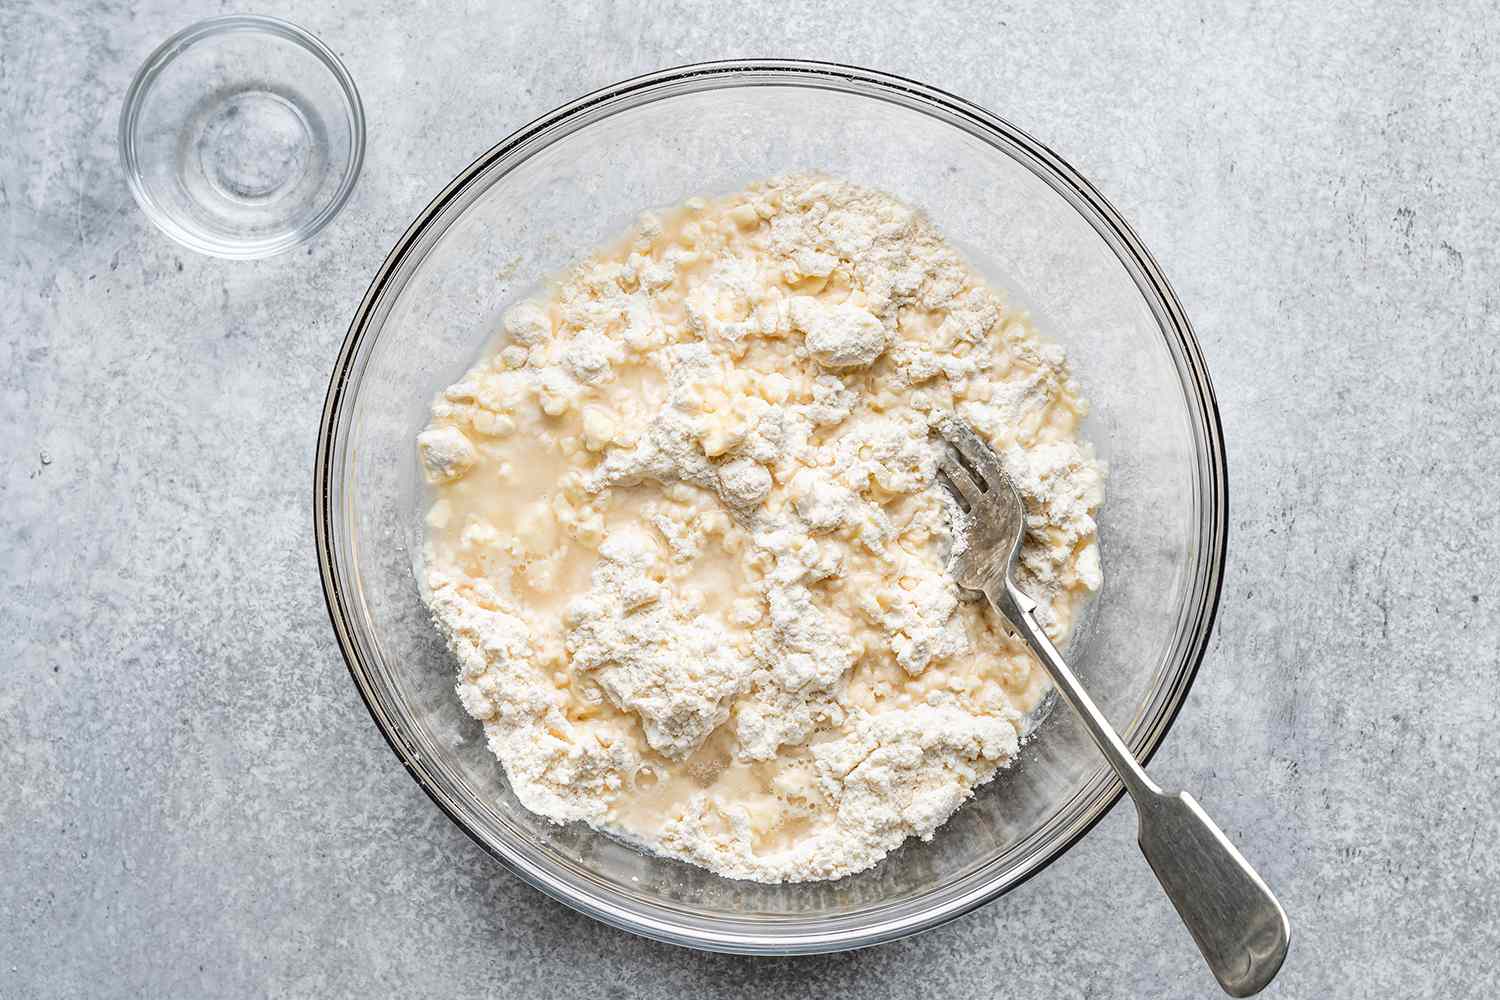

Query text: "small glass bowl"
[315, 62, 1227, 953]
[118, 15, 364, 259]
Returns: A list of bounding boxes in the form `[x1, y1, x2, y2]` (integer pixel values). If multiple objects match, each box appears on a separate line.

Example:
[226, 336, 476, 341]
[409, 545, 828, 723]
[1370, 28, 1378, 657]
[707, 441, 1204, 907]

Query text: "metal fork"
[935, 419, 1290, 998]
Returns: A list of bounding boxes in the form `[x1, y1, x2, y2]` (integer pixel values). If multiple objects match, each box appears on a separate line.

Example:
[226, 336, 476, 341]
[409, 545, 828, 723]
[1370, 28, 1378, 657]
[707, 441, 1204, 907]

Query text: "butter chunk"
[417, 426, 478, 483]
[790, 298, 888, 369]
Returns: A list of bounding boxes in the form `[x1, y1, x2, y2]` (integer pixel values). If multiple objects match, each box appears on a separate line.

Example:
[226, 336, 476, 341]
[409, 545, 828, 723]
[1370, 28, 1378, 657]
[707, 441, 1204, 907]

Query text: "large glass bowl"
[314, 61, 1226, 954]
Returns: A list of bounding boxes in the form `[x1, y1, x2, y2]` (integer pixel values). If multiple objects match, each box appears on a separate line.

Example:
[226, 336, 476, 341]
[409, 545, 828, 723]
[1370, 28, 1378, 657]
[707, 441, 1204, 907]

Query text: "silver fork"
[935, 419, 1290, 998]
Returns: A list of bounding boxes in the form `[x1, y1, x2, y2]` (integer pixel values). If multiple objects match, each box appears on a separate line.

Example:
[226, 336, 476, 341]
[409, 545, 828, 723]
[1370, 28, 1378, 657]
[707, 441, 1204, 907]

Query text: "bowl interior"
[321, 68, 1217, 951]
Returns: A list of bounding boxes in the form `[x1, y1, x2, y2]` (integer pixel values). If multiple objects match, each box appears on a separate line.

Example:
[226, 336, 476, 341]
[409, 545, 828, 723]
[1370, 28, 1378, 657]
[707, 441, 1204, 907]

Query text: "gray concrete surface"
[4, 1, 1498, 996]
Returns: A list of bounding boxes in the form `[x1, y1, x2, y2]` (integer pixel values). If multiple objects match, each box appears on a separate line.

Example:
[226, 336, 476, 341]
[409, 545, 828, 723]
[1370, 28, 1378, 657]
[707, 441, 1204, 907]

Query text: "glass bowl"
[119, 15, 365, 259]
[315, 61, 1226, 954]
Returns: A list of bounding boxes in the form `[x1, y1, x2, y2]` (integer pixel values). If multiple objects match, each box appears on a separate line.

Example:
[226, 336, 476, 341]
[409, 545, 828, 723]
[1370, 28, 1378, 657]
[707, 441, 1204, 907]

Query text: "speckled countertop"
[4, 1, 1498, 996]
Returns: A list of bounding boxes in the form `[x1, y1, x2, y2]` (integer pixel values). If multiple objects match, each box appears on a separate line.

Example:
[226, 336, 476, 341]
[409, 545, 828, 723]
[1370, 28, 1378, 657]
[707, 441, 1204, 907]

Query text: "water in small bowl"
[119, 15, 364, 259]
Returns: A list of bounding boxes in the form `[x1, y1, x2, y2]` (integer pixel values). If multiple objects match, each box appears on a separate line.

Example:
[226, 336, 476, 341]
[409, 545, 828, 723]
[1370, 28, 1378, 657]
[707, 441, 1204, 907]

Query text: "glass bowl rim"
[117, 13, 367, 260]
[313, 58, 1228, 954]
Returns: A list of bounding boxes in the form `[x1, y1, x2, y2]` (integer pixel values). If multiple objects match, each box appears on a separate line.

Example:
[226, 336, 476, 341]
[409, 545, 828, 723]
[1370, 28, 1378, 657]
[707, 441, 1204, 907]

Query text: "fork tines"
[935, 418, 1015, 508]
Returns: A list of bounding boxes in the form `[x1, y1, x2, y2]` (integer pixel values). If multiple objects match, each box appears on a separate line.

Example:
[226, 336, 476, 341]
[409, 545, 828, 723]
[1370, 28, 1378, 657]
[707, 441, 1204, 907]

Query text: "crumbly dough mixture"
[418, 175, 1105, 883]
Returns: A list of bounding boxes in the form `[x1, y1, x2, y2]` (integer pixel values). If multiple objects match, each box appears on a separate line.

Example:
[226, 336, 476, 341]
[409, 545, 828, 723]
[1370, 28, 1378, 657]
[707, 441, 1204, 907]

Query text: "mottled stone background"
[3, 1, 1497, 996]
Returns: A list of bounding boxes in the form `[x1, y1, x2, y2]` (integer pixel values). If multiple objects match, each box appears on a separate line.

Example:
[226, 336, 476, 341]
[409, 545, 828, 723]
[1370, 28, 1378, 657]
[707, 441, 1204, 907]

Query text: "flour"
[657, 698, 1020, 882]
[565, 527, 751, 759]
[418, 174, 1105, 882]
[717, 457, 773, 509]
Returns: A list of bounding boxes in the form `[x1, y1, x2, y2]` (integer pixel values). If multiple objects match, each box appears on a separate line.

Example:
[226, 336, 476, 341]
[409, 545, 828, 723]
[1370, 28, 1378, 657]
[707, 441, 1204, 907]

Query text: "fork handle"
[989, 581, 1290, 997]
